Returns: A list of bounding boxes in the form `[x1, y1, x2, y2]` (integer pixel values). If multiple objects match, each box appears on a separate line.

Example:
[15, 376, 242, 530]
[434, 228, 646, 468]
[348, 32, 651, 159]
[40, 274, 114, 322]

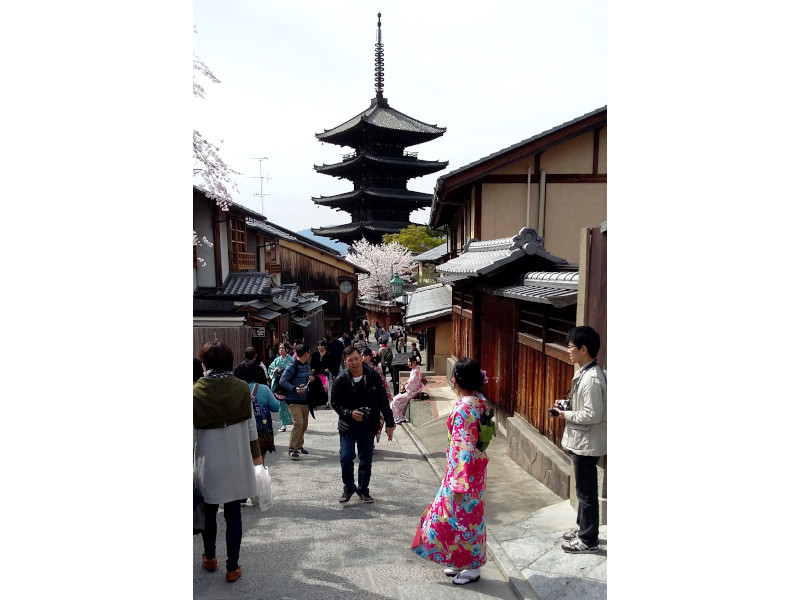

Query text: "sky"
[192, 0, 607, 234]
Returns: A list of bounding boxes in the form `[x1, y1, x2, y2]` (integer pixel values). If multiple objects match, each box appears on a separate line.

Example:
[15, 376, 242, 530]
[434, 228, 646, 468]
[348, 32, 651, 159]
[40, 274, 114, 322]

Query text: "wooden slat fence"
[193, 326, 255, 367]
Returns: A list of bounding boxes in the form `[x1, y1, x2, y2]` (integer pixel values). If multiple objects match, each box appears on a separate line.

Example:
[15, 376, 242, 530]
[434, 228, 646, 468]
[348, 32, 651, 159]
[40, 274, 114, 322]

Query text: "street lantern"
[390, 272, 404, 297]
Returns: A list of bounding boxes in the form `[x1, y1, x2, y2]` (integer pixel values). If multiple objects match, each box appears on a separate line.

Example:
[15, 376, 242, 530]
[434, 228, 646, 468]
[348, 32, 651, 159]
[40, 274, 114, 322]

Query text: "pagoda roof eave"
[312, 188, 433, 208]
[314, 153, 448, 178]
[312, 220, 417, 237]
[316, 102, 446, 148]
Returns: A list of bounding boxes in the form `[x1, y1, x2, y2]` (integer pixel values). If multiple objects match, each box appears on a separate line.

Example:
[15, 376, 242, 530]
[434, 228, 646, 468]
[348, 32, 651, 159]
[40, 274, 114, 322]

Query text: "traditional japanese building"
[311, 13, 447, 247]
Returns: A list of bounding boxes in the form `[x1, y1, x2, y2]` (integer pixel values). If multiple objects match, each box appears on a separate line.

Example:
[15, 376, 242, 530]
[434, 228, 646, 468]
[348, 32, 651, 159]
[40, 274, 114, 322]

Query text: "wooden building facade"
[431, 108, 607, 496]
[193, 186, 365, 360]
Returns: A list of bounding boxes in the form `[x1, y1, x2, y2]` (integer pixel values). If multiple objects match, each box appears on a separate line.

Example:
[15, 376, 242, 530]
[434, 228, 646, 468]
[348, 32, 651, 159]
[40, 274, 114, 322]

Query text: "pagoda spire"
[374, 12, 384, 99]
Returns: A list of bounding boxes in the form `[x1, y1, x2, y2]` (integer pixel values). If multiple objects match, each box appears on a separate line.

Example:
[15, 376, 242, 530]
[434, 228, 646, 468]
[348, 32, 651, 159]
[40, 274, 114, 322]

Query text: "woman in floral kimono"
[389, 355, 425, 423]
[411, 358, 489, 586]
[267, 342, 294, 432]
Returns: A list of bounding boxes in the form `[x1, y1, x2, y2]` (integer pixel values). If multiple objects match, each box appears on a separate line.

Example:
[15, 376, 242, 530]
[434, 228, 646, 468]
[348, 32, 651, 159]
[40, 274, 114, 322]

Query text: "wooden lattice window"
[520, 304, 545, 340]
[228, 218, 255, 271]
[545, 306, 577, 347]
[229, 218, 247, 255]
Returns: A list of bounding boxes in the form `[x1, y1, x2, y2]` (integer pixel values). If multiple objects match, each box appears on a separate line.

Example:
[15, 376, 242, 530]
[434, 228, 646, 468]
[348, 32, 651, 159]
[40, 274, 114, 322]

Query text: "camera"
[358, 406, 372, 418]
[548, 398, 570, 417]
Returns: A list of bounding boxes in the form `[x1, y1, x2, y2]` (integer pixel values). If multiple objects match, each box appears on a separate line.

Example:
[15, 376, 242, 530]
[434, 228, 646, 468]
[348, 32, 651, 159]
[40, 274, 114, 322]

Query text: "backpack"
[250, 384, 271, 432]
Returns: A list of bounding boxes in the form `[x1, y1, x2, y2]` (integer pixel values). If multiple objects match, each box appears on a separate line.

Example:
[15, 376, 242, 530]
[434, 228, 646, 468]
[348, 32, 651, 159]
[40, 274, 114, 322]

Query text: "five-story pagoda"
[311, 13, 447, 247]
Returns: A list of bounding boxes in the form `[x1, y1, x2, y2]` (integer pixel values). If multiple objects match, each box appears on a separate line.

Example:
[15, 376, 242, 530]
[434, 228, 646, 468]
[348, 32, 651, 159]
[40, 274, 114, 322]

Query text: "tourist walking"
[411, 358, 490, 585]
[234, 360, 280, 456]
[330, 346, 395, 503]
[244, 346, 269, 384]
[361, 347, 392, 444]
[194, 340, 262, 583]
[268, 342, 294, 433]
[278, 343, 315, 460]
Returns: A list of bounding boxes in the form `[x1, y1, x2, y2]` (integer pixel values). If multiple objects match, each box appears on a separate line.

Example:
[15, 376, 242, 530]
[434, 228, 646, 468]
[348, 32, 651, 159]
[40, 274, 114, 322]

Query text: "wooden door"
[480, 293, 517, 423]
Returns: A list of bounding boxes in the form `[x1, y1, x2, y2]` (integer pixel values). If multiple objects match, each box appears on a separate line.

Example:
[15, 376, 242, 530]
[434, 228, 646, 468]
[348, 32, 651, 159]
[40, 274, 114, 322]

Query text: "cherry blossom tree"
[193, 27, 241, 265]
[193, 36, 241, 209]
[348, 238, 414, 300]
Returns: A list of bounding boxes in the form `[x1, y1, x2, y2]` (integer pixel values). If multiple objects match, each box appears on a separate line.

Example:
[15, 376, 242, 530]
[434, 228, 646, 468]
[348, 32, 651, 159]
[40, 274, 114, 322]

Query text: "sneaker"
[298, 447, 309, 454]
[562, 529, 580, 541]
[278, 426, 286, 432]
[339, 490, 355, 503]
[289, 450, 300, 460]
[561, 538, 598, 554]
[360, 493, 374, 503]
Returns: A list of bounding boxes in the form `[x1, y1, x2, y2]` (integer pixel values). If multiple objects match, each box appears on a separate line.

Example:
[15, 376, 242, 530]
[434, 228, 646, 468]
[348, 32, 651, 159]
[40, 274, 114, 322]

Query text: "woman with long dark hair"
[411, 358, 490, 586]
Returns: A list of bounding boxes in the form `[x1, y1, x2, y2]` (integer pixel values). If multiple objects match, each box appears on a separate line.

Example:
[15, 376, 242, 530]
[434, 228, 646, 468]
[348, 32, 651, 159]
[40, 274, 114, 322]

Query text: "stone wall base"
[506, 416, 606, 524]
[505, 416, 572, 499]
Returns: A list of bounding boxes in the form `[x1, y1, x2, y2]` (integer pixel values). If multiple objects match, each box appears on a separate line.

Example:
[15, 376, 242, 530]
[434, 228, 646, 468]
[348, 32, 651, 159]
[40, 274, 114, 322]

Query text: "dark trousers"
[569, 452, 600, 546]
[339, 427, 375, 496]
[202, 500, 243, 572]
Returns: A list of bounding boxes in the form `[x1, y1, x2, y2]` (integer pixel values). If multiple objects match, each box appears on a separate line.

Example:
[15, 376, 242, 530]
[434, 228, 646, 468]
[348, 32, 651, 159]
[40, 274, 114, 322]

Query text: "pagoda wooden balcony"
[267, 262, 281, 274]
[230, 251, 256, 271]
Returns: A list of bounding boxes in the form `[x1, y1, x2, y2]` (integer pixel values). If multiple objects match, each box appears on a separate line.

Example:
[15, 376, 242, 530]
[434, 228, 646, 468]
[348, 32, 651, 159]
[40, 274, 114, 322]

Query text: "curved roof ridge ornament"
[512, 227, 545, 255]
[374, 12, 384, 99]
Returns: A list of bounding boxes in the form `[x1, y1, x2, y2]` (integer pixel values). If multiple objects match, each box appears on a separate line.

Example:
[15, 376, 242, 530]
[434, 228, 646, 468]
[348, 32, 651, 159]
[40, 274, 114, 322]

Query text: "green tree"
[382, 225, 446, 253]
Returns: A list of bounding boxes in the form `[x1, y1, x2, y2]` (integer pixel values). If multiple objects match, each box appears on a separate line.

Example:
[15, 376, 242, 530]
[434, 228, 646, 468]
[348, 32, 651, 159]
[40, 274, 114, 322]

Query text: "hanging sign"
[253, 327, 266, 338]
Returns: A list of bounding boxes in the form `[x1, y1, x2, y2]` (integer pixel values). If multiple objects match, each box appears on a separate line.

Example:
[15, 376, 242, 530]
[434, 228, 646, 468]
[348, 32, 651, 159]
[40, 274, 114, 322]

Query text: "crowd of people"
[193, 324, 606, 585]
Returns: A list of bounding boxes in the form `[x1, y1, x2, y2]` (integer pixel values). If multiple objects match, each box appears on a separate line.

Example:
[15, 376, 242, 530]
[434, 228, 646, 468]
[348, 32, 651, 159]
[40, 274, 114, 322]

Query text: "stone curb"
[402, 423, 542, 600]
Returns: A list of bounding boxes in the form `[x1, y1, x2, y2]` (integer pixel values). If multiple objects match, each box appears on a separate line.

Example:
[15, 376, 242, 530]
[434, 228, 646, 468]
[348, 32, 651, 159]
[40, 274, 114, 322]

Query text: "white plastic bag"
[253, 465, 273, 511]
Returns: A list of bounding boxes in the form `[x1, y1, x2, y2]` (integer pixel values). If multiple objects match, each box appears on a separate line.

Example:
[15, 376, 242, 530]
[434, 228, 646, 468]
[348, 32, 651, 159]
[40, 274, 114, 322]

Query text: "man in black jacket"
[331, 346, 396, 504]
[326, 333, 345, 376]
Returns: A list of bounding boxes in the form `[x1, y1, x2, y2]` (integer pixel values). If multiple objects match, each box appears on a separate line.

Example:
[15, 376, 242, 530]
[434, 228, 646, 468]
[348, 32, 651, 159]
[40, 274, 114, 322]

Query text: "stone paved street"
[193, 408, 519, 600]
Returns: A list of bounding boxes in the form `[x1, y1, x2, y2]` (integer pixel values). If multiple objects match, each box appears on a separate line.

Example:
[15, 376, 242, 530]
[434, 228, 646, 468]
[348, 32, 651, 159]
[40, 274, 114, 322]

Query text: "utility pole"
[250, 156, 271, 216]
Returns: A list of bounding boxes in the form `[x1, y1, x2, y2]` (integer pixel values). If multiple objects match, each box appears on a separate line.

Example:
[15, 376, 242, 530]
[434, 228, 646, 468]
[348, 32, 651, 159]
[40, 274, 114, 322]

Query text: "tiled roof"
[313, 188, 432, 207]
[236, 299, 270, 310]
[413, 243, 448, 263]
[436, 228, 567, 278]
[298, 299, 327, 312]
[246, 218, 346, 258]
[217, 272, 272, 297]
[404, 284, 452, 325]
[291, 317, 312, 328]
[494, 271, 579, 308]
[435, 274, 469, 284]
[254, 307, 282, 320]
[437, 106, 606, 184]
[317, 102, 445, 140]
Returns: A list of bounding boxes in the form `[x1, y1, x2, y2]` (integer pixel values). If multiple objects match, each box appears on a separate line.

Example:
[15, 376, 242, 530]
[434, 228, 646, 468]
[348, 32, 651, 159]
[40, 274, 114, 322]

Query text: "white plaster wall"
[540, 131, 595, 174]
[194, 195, 216, 288]
[542, 183, 607, 264]
[481, 183, 538, 239]
[597, 126, 607, 173]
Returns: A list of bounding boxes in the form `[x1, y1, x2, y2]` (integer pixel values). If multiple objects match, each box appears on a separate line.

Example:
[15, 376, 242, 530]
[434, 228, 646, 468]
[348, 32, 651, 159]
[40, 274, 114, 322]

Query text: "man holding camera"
[551, 326, 607, 554]
[331, 346, 396, 504]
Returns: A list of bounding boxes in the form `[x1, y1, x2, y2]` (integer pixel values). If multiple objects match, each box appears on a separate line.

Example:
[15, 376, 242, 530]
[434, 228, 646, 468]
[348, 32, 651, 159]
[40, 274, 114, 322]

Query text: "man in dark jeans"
[331, 346, 396, 503]
[552, 326, 607, 554]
